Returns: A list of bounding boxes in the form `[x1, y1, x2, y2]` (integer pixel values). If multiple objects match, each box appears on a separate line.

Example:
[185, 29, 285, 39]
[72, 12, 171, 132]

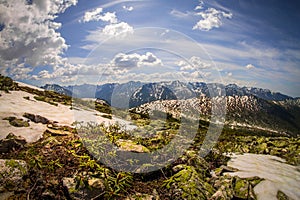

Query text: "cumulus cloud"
[38, 52, 162, 83]
[102, 22, 133, 37]
[31, 62, 125, 83]
[80, 7, 117, 23]
[111, 52, 162, 69]
[169, 1, 232, 31]
[193, 7, 232, 31]
[81, 21, 134, 50]
[7, 63, 33, 80]
[176, 56, 210, 71]
[246, 64, 255, 69]
[0, 0, 77, 78]
[123, 5, 133, 11]
[80, 5, 134, 49]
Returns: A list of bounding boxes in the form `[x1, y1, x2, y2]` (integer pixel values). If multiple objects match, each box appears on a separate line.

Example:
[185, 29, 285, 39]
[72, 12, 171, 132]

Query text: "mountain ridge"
[42, 80, 295, 102]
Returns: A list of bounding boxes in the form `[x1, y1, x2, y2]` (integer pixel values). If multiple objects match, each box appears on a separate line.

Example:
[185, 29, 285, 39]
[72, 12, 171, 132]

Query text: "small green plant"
[103, 171, 133, 198]
[47, 159, 64, 171]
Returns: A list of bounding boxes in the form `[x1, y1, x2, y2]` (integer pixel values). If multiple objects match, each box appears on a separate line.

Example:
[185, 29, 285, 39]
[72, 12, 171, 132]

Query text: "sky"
[0, 0, 300, 97]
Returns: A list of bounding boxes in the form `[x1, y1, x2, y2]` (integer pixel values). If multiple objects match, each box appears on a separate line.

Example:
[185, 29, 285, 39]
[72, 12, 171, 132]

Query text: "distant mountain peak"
[41, 80, 294, 104]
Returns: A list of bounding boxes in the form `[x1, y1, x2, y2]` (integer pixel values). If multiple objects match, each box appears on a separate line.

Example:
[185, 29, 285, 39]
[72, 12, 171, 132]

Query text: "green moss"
[3, 116, 30, 127]
[10, 118, 30, 127]
[0, 75, 18, 91]
[232, 177, 256, 199]
[23, 96, 30, 100]
[95, 102, 112, 114]
[33, 95, 46, 101]
[4, 159, 27, 175]
[277, 190, 292, 200]
[164, 165, 214, 199]
[101, 114, 112, 119]
[34, 96, 58, 106]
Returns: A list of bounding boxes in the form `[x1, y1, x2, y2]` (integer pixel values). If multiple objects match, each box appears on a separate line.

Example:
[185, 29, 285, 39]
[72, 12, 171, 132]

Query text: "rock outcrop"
[0, 133, 26, 153]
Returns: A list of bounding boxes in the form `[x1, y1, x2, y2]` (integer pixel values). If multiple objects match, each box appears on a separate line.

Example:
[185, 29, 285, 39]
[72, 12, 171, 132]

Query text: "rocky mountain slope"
[131, 95, 300, 136]
[41, 81, 300, 135]
[43, 80, 294, 103]
[1, 75, 299, 199]
[41, 84, 72, 96]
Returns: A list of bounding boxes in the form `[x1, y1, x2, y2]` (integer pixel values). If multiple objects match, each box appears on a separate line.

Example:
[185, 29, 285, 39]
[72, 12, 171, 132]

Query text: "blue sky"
[0, 0, 300, 97]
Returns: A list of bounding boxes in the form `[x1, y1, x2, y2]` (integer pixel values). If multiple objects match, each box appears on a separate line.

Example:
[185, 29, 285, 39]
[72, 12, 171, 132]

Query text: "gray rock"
[116, 139, 150, 153]
[3, 117, 30, 127]
[63, 176, 105, 200]
[0, 159, 28, 190]
[0, 133, 26, 153]
[232, 176, 256, 199]
[277, 190, 293, 200]
[23, 112, 50, 124]
[165, 165, 215, 199]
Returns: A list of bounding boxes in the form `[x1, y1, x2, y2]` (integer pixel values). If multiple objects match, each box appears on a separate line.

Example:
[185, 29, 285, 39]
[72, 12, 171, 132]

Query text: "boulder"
[210, 176, 234, 200]
[164, 165, 215, 199]
[116, 139, 150, 153]
[0, 159, 28, 192]
[3, 116, 29, 127]
[63, 176, 105, 200]
[88, 178, 105, 189]
[63, 177, 84, 200]
[44, 129, 71, 136]
[0, 133, 26, 153]
[232, 177, 256, 199]
[277, 190, 293, 200]
[23, 113, 50, 124]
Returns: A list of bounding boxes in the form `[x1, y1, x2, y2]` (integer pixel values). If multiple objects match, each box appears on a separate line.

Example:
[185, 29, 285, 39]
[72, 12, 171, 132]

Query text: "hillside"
[0, 75, 299, 200]
[131, 95, 300, 136]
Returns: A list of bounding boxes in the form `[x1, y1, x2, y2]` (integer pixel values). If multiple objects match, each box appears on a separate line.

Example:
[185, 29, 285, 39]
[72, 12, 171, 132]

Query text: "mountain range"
[42, 81, 294, 104]
[41, 81, 300, 135]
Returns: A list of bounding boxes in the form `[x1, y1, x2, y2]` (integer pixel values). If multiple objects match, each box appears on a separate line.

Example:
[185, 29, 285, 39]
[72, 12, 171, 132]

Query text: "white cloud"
[123, 5, 133, 11]
[246, 64, 255, 69]
[111, 70, 212, 84]
[99, 12, 118, 23]
[37, 52, 162, 84]
[0, 0, 77, 78]
[193, 7, 232, 31]
[111, 52, 162, 69]
[80, 7, 117, 23]
[194, 1, 204, 10]
[170, 9, 192, 18]
[7, 63, 33, 80]
[177, 56, 210, 71]
[81, 7, 103, 22]
[102, 22, 133, 37]
[31, 62, 123, 83]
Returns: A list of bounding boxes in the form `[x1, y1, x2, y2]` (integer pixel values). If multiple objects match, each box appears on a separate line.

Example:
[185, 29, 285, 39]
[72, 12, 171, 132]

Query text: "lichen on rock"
[3, 116, 30, 127]
[0, 159, 28, 192]
[116, 139, 150, 153]
[164, 165, 215, 199]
